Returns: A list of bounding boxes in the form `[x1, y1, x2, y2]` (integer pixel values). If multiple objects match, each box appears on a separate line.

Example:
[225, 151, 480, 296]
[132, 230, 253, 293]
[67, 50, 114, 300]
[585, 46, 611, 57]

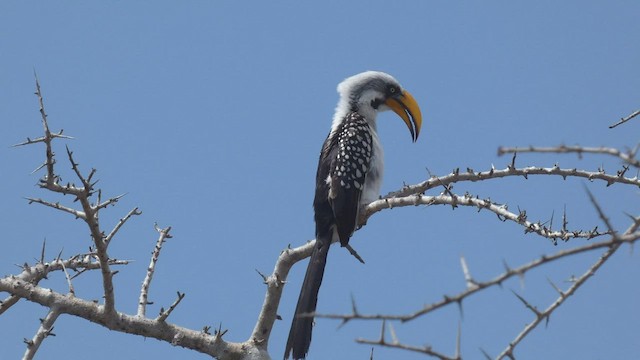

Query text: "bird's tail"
[284, 236, 331, 360]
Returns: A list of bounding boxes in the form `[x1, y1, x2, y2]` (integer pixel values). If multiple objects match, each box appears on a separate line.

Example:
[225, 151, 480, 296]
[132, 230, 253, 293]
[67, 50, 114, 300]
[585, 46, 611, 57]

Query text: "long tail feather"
[284, 236, 331, 360]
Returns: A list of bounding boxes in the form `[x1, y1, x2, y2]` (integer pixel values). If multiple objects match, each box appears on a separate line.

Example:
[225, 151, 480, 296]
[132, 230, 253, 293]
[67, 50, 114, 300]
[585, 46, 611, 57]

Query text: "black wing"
[328, 112, 373, 246]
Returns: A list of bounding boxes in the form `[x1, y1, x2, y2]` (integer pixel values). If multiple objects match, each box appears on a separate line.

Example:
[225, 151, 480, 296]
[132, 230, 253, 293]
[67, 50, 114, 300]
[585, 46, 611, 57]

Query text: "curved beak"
[385, 90, 423, 142]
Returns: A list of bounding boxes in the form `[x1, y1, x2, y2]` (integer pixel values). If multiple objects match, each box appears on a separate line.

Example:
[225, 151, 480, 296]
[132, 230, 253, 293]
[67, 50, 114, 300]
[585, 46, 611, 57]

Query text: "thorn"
[457, 299, 464, 320]
[350, 293, 359, 315]
[214, 322, 228, 339]
[511, 289, 541, 317]
[583, 185, 617, 235]
[388, 322, 398, 344]
[546, 277, 564, 297]
[455, 321, 462, 360]
[509, 152, 517, 170]
[480, 348, 492, 360]
[40, 238, 47, 264]
[255, 269, 268, 283]
[459, 255, 475, 289]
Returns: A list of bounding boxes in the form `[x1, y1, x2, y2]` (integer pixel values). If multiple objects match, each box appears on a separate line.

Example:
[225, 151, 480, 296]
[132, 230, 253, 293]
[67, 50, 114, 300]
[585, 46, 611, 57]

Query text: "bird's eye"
[389, 87, 396, 93]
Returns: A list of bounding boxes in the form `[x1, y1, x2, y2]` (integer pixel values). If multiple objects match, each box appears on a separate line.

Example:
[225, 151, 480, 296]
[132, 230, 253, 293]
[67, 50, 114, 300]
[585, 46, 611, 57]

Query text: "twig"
[0, 295, 21, 315]
[95, 193, 127, 212]
[35, 73, 56, 186]
[22, 308, 61, 360]
[609, 108, 640, 129]
[138, 225, 172, 317]
[105, 207, 142, 246]
[25, 197, 86, 219]
[497, 145, 640, 169]
[156, 291, 185, 322]
[356, 321, 458, 360]
[60, 261, 75, 296]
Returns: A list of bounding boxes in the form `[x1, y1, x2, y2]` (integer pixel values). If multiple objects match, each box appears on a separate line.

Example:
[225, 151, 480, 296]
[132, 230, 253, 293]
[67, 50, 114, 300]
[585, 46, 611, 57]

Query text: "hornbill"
[285, 71, 423, 359]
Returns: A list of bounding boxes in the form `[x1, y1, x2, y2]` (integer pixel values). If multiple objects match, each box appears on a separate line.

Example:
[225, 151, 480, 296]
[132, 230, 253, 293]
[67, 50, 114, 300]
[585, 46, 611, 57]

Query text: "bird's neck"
[330, 100, 378, 135]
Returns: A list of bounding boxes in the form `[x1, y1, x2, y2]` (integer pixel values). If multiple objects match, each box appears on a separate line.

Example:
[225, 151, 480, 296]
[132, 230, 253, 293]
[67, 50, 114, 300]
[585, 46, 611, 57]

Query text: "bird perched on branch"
[285, 71, 423, 359]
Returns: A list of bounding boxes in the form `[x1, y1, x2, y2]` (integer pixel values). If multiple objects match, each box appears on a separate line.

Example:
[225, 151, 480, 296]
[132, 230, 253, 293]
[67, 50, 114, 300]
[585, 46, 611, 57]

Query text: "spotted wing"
[328, 112, 373, 245]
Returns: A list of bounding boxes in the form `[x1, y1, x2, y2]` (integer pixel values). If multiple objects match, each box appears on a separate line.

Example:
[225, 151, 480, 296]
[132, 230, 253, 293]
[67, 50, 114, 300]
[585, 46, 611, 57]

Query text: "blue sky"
[2, 2, 639, 359]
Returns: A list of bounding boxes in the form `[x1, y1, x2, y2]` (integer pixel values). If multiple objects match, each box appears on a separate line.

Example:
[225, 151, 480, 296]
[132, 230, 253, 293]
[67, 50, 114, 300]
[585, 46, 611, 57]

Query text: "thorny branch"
[3, 77, 269, 360]
[365, 192, 608, 244]
[23, 308, 60, 360]
[497, 144, 640, 169]
[0, 254, 129, 316]
[313, 121, 640, 358]
[496, 209, 640, 359]
[3, 78, 638, 360]
[138, 225, 173, 317]
[314, 228, 640, 322]
[609, 108, 640, 129]
[384, 163, 640, 202]
[356, 321, 460, 360]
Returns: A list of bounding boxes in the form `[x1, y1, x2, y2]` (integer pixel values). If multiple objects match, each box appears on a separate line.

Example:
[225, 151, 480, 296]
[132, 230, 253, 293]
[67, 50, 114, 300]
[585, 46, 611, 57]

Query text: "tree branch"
[314, 226, 640, 323]
[250, 240, 315, 348]
[609, 108, 640, 129]
[22, 308, 60, 360]
[138, 225, 172, 317]
[385, 164, 640, 201]
[364, 192, 606, 244]
[0, 275, 264, 359]
[497, 145, 640, 169]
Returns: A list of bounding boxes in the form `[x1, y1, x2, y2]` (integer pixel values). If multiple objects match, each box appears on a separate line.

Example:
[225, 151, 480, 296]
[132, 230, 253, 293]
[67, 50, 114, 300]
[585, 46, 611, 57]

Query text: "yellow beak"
[385, 90, 423, 142]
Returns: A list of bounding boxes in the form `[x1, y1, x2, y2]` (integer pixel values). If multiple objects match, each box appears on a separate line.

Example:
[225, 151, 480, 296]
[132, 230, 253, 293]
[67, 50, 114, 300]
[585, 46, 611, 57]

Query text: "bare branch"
[105, 207, 142, 246]
[60, 261, 75, 296]
[94, 193, 127, 212]
[250, 240, 315, 348]
[156, 292, 186, 322]
[1, 275, 253, 359]
[494, 213, 640, 359]
[314, 227, 640, 324]
[22, 308, 60, 360]
[138, 225, 173, 317]
[356, 320, 459, 360]
[0, 295, 21, 315]
[497, 241, 625, 359]
[385, 164, 640, 201]
[12, 131, 74, 147]
[25, 197, 86, 219]
[609, 108, 640, 129]
[35, 73, 56, 186]
[498, 145, 640, 169]
[365, 193, 606, 243]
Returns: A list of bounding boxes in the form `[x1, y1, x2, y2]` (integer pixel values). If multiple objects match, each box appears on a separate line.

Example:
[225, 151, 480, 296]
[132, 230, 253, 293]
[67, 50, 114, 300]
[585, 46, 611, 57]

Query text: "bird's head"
[333, 71, 423, 142]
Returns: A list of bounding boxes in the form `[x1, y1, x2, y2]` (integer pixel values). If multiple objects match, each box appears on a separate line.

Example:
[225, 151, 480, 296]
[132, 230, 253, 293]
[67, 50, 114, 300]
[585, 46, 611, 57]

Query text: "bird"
[284, 71, 423, 360]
